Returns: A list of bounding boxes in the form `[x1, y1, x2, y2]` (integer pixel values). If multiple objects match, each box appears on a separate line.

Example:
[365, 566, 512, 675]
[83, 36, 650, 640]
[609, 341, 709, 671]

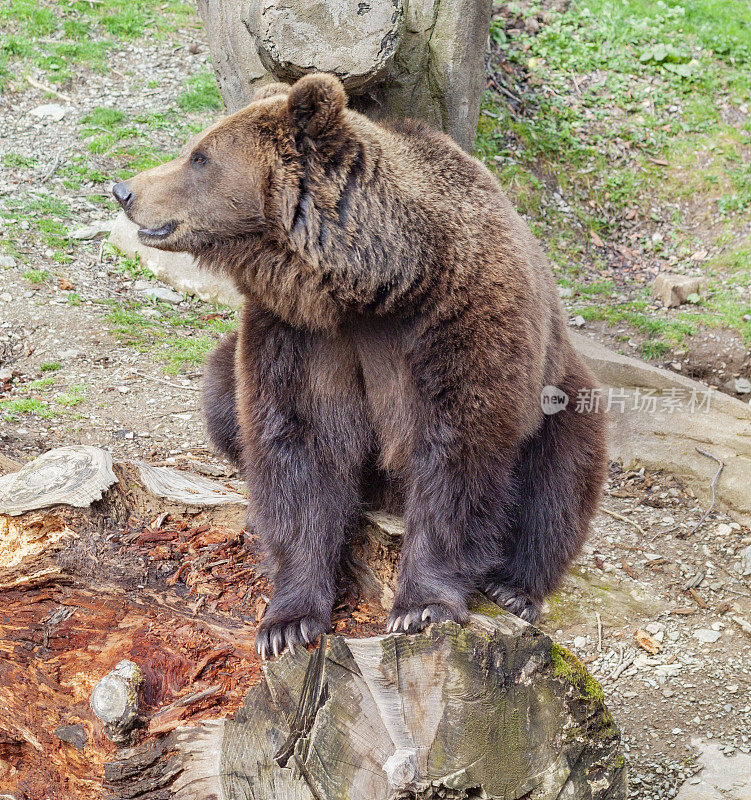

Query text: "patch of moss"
[551, 642, 606, 706]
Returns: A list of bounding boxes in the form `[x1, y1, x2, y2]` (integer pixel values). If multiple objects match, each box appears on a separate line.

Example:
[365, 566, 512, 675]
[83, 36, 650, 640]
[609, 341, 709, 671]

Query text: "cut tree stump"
[105, 613, 626, 799]
[0, 449, 626, 799]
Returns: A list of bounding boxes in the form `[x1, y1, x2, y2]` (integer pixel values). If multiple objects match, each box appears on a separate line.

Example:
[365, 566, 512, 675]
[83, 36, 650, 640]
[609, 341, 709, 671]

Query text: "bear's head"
[112, 73, 351, 255]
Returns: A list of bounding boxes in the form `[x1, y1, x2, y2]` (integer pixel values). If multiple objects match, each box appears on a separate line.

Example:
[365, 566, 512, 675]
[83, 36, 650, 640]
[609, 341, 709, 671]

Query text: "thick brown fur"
[115, 73, 608, 658]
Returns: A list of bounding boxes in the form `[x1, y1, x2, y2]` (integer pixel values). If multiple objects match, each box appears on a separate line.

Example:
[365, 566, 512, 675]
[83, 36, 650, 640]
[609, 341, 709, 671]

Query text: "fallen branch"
[690, 448, 725, 536]
[610, 651, 635, 682]
[26, 75, 72, 102]
[42, 147, 67, 183]
[131, 369, 200, 391]
[601, 507, 646, 536]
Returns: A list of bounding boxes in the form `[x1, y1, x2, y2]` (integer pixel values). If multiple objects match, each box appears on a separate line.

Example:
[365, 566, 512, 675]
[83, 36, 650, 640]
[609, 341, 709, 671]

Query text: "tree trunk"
[196, 0, 493, 152]
[0, 450, 626, 799]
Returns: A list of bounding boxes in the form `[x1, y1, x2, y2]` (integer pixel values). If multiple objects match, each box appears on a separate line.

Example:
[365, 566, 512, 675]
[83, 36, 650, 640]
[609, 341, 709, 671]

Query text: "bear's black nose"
[112, 182, 134, 210]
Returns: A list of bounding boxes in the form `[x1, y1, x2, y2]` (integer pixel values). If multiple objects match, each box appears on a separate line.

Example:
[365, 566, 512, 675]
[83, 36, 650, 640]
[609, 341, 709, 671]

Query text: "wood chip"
[190, 647, 234, 682]
[688, 587, 709, 609]
[620, 557, 638, 579]
[590, 229, 605, 248]
[634, 628, 662, 654]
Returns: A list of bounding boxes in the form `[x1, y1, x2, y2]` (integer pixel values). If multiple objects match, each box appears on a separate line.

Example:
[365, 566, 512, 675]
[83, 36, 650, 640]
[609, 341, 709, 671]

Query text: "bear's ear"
[252, 82, 291, 102]
[287, 73, 346, 139]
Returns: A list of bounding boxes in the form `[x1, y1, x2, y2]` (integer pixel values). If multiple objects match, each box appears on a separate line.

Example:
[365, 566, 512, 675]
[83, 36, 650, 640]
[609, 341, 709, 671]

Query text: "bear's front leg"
[387, 441, 517, 635]
[237, 310, 369, 659]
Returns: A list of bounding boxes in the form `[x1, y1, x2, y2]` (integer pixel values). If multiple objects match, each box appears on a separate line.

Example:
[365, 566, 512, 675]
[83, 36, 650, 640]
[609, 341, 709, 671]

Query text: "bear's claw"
[255, 614, 329, 660]
[484, 582, 541, 623]
[386, 602, 466, 635]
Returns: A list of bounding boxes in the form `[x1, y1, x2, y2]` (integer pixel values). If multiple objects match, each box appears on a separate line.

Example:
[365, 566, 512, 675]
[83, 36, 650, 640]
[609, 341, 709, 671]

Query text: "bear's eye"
[190, 151, 208, 166]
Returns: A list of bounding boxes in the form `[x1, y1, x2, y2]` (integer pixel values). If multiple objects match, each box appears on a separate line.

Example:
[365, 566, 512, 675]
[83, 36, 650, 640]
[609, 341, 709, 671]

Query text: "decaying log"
[0, 449, 258, 799]
[0, 449, 626, 799]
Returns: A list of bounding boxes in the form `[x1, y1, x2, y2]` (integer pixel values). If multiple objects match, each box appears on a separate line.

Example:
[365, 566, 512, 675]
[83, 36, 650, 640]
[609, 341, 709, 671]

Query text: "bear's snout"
[112, 181, 134, 211]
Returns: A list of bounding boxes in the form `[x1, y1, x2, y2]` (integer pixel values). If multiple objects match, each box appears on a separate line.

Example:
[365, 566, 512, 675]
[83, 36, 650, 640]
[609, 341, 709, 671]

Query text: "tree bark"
[196, 0, 493, 152]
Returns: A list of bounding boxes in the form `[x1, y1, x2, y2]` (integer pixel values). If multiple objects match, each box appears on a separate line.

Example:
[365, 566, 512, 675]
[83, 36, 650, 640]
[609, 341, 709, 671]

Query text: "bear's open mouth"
[138, 221, 178, 240]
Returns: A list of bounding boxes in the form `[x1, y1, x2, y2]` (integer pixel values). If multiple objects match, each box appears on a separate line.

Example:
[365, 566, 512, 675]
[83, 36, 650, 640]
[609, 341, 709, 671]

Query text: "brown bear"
[113, 73, 607, 659]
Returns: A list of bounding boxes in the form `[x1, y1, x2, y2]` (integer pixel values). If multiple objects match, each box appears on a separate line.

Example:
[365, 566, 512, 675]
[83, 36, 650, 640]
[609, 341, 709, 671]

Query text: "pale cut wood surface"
[105, 616, 627, 799]
[133, 460, 247, 507]
[0, 446, 118, 516]
[0, 446, 247, 517]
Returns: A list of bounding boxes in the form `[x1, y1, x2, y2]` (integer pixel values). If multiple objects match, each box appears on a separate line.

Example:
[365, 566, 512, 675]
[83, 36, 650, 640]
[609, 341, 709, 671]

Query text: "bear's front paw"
[255, 613, 329, 660]
[484, 582, 541, 623]
[386, 601, 468, 635]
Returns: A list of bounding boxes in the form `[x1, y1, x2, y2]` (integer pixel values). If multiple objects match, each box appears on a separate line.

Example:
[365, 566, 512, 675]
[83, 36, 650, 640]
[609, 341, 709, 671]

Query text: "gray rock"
[739, 545, 751, 577]
[0, 255, 17, 268]
[571, 332, 751, 528]
[29, 103, 66, 121]
[692, 629, 721, 644]
[248, 0, 403, 92]
[134, 280, 184, 305]
[652, 273, 707, 308]
[676, 738, 751, 800]
[730, 377, 751, 395]
[69, 219, 114, 240]
[110, 212, 242, 308]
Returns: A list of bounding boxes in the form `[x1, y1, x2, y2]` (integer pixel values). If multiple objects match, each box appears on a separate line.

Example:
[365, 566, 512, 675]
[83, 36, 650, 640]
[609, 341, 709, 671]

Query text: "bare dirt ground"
[0, 34, 228, 470]
[1, 4, 750, 799]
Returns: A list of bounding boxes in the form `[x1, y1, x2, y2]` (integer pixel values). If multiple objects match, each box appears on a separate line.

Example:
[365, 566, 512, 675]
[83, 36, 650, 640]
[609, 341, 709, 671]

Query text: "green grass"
[177, 69, 222, 113]
[41, 362, 62, 372]
[102, 244, 155, 280]
[577, 300, 697, 358]
[2, 194, 76, 259]
[55, 386, 85, 407]
[0, 0, 195, 91]
[0, 397, 56, 422]
[103, 298, 236, 374]
[478, 0, 751, 359]
[2, 153, 37, 169]
[22, 269, 48, 285]
[27, 377, 54, 391]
